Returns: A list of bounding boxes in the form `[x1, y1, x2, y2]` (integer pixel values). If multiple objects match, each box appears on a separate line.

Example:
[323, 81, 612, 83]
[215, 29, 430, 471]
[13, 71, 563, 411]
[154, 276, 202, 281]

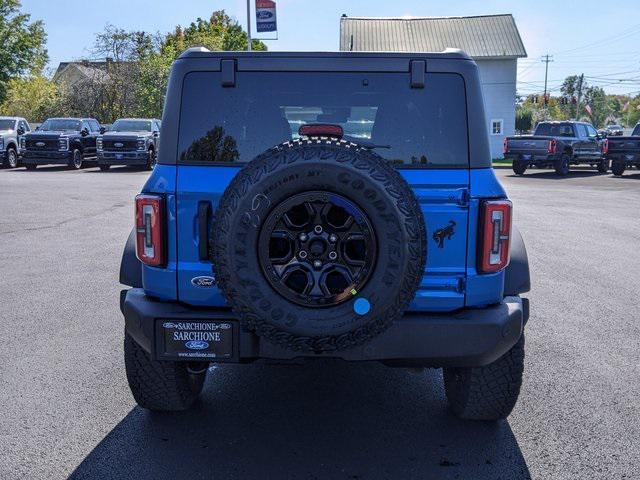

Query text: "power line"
[551, 24, 640, 55]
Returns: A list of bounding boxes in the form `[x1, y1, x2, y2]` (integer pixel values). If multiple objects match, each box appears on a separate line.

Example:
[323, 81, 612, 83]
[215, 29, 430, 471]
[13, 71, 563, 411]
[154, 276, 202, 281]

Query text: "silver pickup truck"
[0, 116, 31, 168]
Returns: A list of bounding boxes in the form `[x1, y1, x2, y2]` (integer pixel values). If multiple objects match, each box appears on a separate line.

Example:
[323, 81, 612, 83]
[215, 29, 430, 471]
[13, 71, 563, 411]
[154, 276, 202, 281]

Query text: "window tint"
[40, 119, 82, 131]
[0, 119, 15, 130]
[586, 125, 597, 137]
[632, 124, 640, 136]
[20, 120, 30, 132]
[88, 120, 101, 132]
[534, 123, 575, 137]
[112, 120, 152, 132]
[178, 72, 468, 167]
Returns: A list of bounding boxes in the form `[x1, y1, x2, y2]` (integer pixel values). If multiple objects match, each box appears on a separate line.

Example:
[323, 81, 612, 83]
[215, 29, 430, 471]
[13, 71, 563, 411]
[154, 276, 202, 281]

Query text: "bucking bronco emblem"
[433, 220, 456, 248]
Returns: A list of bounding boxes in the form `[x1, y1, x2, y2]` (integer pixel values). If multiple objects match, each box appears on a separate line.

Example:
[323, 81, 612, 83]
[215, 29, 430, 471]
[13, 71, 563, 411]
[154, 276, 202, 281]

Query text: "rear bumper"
[98, 151, 148, 165]
[121, 288, 527, 367]
[22, 150, 72, 164]
[606, 153, 639, 164]
[505, 153, 555, 163]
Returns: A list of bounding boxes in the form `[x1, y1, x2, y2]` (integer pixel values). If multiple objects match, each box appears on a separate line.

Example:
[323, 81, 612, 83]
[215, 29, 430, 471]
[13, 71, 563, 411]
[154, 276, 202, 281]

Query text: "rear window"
[534, 122, 575, 137]
[178, 72, 468, 167]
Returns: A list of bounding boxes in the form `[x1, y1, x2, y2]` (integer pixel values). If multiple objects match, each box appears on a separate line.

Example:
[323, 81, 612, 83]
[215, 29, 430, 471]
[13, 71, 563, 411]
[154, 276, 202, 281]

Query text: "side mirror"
[80, 128, 89, 137]
[35, 126, 40, 131]
[100, 126, 106, 134]
[153, 131, 159, 138]
[17, 127, 25, 136]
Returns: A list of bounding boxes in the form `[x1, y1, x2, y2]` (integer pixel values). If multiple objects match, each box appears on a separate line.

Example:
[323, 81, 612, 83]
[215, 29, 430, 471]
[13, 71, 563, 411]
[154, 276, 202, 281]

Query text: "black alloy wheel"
[258, 191, 376, 308]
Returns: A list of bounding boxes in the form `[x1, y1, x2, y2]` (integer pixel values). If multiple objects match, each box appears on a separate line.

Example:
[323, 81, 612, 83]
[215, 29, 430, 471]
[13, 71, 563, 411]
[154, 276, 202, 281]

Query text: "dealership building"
[340, 14, 527, 159]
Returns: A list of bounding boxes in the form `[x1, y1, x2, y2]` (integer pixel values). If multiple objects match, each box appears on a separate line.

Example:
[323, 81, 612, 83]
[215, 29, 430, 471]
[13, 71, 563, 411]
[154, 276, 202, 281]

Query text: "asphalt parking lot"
[1, 165, 639, 479]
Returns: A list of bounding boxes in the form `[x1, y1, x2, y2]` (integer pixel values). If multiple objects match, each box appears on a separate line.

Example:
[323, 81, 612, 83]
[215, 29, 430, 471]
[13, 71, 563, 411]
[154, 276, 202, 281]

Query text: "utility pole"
[541, 54, 553, 106]
[575, 73, 584, 120]
[246, 0, 252, 51]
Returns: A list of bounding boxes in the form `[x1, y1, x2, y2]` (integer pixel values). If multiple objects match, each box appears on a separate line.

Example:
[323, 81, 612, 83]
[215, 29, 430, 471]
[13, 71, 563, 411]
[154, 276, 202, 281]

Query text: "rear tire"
[68, 149, 83, 170]
[597, 158, 609, 173]
[611, 160, 625, 176]
[444, 335, 525, 421]
[512, 161, 527, 175]
[124, 332, 207, 411]
[554, 154, 570, 176]
[99, 164, 111, 171]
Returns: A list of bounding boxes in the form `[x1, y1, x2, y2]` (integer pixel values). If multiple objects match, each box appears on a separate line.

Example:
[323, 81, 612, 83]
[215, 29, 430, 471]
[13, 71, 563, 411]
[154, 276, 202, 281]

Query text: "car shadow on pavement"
[69, 361, 530, 480]
[82, 166, 148, 173]
[506, 169, 604, 180]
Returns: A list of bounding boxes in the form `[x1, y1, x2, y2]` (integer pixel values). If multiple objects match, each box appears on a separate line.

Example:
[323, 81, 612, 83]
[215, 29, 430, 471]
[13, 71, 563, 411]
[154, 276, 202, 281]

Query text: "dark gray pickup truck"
[504, 121, 607, 176]
[97, 118, 161, 171]
[603, 123, 640, 176]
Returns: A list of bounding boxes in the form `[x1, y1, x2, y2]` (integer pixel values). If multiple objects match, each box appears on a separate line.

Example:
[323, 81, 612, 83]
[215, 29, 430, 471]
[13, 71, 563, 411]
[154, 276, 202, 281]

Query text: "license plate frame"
[156, 319, 237, 361]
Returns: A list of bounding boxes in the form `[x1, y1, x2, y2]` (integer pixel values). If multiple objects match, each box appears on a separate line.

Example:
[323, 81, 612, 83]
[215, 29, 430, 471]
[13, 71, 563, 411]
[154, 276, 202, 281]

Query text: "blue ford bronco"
[120, 49, 531, 421]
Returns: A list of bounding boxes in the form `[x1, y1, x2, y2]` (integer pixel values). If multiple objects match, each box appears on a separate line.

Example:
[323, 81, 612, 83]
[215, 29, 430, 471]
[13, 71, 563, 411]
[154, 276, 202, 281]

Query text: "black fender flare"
[504, 225, 530, 296]
[120, 228, 142, 287]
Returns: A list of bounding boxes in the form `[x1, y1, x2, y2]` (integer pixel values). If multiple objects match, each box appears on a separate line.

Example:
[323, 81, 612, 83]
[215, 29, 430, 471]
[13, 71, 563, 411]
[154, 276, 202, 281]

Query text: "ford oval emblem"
[185, 340, 209, 350]
[114, 142, 124, 147]
[36, 141, 45, 147]
[191, 276, 216, 288]
[257, 10, 273, 19]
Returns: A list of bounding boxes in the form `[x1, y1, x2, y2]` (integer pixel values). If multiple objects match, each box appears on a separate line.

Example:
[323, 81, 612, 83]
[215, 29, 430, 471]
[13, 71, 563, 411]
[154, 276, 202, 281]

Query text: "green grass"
[492, 158, 511, 166]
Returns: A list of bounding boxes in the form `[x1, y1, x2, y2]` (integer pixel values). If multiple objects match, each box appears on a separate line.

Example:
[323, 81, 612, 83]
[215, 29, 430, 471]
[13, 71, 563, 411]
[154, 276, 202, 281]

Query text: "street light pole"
[247, 0, 252, 51]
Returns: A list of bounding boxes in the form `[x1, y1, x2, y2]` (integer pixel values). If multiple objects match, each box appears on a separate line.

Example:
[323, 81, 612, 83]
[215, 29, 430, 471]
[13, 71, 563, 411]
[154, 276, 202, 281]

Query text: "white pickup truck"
[0, 116, 31, 169]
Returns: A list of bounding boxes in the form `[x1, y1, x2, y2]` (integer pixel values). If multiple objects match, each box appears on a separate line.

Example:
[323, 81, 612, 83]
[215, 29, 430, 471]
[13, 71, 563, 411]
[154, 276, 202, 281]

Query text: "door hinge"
[410, 60, 426, 89]
[221, 59, 236, 87]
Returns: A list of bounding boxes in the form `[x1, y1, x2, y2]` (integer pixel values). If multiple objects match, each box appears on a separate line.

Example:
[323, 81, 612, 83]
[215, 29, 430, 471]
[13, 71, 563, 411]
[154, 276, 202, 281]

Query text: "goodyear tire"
[444, 335, 525, 421]
[124, 332, 207, 411]
[211, 139, 427, 353]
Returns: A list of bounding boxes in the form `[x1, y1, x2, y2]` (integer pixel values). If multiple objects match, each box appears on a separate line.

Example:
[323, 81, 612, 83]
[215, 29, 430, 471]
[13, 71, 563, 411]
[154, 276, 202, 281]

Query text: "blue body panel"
[141, 165, 507, 312]
[140, 165, 178, 301]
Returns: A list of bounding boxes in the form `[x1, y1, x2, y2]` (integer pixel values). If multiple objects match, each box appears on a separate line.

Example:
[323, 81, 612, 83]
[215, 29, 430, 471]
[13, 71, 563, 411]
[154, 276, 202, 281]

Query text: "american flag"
[585, 104, 592, 116]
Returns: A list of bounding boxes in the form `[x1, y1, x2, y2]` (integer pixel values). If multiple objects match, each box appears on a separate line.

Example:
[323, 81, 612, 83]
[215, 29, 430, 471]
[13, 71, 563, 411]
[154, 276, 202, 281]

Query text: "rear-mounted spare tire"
[211, 139, 427, 353]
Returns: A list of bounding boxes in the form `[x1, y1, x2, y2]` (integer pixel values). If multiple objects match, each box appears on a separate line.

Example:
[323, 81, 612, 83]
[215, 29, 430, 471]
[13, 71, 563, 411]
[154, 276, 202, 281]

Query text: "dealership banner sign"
[256, 0, 277, 33]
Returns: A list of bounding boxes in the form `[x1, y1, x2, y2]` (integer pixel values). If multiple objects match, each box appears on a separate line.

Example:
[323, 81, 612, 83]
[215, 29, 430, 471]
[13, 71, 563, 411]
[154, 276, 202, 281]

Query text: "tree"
[583, 86, 606, 127]
[0, 0, 48, 104]
[515, 108, 533, 133]
[135, 11, 266, 118]
[0, 75, 58, 121]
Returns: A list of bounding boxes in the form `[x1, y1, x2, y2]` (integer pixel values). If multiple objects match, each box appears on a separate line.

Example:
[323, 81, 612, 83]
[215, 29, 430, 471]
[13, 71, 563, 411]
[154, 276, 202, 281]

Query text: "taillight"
[478, 200, 512, 274]
[602, 138, 609, 155]
[135, 194, 165, 267]
[503, 138, 508, 154]
[548, 139, 557, 154]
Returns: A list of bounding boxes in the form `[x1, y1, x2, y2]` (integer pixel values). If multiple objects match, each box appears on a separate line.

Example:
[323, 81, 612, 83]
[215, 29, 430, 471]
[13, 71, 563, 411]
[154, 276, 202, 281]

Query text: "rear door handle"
[198, 201, 212, 261]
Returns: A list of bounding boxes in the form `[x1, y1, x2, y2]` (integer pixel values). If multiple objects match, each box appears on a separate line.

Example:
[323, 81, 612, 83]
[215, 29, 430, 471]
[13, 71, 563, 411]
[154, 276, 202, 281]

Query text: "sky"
[21, 0, 640, 96]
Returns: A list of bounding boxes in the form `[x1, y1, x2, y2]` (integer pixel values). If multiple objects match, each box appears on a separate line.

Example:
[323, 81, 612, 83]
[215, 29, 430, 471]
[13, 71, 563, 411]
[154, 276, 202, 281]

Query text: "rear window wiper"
[343, 137, 391, 149]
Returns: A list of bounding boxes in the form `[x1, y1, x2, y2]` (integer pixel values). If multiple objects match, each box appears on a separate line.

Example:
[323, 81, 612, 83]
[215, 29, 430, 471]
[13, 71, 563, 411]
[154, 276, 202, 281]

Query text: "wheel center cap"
[309, 239, 326, 256]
